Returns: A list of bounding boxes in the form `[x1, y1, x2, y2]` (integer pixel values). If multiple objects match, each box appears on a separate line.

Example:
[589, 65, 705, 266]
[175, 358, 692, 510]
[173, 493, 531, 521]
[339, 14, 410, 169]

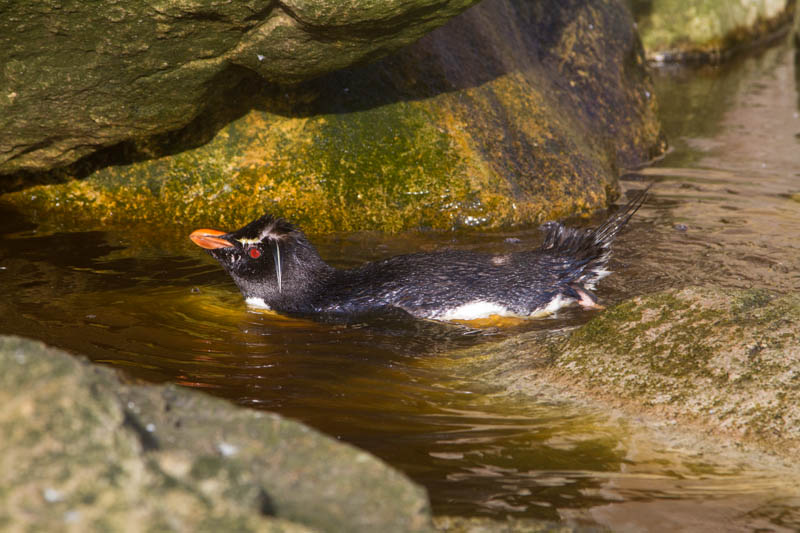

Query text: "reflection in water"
[0, 34, 799, 530]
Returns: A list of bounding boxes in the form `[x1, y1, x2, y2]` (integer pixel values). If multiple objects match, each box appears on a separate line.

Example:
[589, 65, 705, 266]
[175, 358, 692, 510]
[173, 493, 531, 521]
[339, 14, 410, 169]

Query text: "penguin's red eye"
[248, 248, 261, 259]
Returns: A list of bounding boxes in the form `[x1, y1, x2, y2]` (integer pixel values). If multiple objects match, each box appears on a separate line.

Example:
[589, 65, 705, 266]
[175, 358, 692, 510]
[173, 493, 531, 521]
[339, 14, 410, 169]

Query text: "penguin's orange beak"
[189, 229, 234, 250]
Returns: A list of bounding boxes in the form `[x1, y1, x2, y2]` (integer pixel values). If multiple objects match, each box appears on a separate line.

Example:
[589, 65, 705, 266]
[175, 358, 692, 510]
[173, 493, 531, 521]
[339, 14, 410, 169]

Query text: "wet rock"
[1, 0, 664, 233]
[0, 335, 432, 532]
[632, 0, 796, 63]
[554, 287, 800, 458]
[457, 287, 800, 460]
[0, 0, 479, 174]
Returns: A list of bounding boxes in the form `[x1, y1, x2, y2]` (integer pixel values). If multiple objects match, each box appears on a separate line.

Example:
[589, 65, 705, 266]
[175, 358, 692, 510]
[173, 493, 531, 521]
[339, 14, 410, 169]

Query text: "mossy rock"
[554, 287, 800, 457]
[0, 0, 480, 174]
[2, 0, 664, 233]
[0, 335, 433, 532]
[631, 0, 796, 63]
[438, 286, 800, 461]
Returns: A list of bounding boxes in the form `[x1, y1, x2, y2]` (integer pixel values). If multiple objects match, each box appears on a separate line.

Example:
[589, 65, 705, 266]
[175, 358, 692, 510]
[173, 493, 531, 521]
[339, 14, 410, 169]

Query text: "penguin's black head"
[190, 214, 331, 310]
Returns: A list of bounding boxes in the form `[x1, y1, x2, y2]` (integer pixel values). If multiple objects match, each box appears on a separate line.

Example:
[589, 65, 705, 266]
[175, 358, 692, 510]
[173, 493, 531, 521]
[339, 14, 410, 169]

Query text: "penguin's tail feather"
[539, 185, 650, 290]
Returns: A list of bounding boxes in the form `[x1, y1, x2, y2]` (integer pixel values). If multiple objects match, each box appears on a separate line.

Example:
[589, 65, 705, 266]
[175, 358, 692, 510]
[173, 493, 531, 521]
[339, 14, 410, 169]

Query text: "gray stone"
[0, 335, 432, 532]
[0, 0, 478, 174]
[553, 287, 800, 457]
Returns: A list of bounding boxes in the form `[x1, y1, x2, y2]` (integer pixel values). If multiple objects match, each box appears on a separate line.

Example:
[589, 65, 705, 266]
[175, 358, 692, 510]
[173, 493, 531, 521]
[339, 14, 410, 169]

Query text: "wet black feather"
[202, 188, 648, 319]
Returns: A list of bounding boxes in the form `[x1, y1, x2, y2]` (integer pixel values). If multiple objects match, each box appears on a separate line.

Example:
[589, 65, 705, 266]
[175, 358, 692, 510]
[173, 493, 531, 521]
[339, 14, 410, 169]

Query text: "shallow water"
[1, 36, 799, 529]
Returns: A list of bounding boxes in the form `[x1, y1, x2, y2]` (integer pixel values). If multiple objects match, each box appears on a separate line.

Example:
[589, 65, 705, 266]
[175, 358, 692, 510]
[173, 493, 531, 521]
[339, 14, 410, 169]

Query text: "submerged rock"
[0, 0, 479, 174]
[632, 0, 796, 63]
[2, 0, 664, 233]
[0, 335, 432, 532]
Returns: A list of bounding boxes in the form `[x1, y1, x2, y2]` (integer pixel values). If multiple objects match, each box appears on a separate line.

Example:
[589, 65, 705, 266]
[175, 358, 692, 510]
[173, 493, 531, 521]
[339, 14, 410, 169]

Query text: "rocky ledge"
[0, 0, 479, 174]
[457, 287, 800, 461]
[0, 335, 432, 532]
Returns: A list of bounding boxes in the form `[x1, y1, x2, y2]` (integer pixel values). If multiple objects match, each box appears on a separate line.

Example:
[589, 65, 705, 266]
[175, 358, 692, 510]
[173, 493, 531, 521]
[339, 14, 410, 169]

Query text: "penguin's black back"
[309, 189, 648, 319]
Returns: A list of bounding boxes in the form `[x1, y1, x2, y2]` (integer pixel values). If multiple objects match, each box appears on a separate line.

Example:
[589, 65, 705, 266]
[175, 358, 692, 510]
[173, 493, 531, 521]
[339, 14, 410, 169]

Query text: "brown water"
[1, 36, 799, 529]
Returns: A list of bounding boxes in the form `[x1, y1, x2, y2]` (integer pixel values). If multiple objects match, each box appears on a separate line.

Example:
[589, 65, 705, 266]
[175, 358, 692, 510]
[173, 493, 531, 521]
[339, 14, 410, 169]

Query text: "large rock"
[0, 335, 432, 532]
[1, 0, 664, 233]
[0, 0, 479, 174]
[454, 287, 800, 460]
[555, 287, 800, 457]
[632, 0, 796, 63]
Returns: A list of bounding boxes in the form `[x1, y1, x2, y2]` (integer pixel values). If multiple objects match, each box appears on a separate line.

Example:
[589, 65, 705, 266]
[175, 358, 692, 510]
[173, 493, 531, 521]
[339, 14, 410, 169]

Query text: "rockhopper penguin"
[190, 189, 648, 321]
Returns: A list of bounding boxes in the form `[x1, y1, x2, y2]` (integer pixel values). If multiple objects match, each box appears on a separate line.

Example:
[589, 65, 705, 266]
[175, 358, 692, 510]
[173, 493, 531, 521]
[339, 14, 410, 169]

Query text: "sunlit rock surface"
[1, 0, 664, 233]
[458, 287, 800, 460]
[632, 0, 796, 62]
[0, 336, 433, 532]
[0, 0, 479, 174]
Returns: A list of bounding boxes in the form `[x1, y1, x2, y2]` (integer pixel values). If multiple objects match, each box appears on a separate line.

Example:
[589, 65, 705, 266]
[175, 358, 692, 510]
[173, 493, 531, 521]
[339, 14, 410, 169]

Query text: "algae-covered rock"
[2, 0, 664, 233]
[440, 287, 800, 459]
[467, 287, 800, 459]
[553, 287, 800, 457]
[0, 336, 432, 532]
[0, 0, 479, 174]
[632, 0, 796, 63]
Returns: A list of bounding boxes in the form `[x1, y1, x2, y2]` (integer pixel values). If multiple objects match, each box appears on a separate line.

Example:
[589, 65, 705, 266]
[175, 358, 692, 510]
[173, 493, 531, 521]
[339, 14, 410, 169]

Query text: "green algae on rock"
[0, 335, 433, 533]
[632, 0, 797, 63]
[2, 0, 664, 233]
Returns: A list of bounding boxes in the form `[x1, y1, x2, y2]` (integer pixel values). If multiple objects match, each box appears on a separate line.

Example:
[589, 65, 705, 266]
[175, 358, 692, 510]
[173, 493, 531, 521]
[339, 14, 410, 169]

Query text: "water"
[1, 36, 799, 530]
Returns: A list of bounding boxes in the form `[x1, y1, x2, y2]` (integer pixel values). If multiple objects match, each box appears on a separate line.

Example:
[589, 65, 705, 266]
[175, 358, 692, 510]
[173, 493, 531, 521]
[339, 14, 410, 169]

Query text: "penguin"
[190, 188, 647, 321]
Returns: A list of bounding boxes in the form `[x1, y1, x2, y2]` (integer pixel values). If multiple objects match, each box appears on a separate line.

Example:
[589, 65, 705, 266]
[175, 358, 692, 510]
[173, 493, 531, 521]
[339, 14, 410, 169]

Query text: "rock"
[1, 0, 664, 233]
[632, 0, 796, 63]
[0, 335, 433, 532]
[427, 287, 800, 531]
[554, 287, 800, 457]
[453, 287, 800, 460]
[0, 0, 479, 174]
